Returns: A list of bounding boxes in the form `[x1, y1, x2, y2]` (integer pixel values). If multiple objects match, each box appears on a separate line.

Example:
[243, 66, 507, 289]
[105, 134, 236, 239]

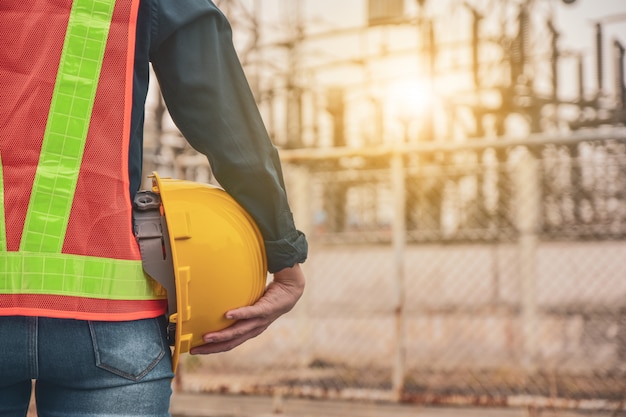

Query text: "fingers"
[223, 303, 268, 321]
[190, 264, 306, 356]
[191, 305, 272, 354]
[190, 319, 269, 354]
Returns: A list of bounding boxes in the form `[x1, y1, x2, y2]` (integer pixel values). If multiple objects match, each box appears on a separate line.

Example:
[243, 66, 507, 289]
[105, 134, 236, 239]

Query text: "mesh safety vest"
[0, 0, 167, 320]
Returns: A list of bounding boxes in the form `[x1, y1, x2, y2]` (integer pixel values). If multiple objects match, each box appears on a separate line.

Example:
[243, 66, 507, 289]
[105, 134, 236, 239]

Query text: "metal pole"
[390, 150, 406, 401]
[514, 150, 540, 370]
[280, 162, 313, 410]
[286, 163, 313, 368]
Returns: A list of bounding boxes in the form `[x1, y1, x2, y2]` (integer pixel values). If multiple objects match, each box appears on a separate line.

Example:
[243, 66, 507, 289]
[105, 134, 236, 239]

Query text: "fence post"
[513, 149, 541, 370]
[287, 162, 313, 250]
[390, 151, 407, 401]
[285, 163, 313, 370]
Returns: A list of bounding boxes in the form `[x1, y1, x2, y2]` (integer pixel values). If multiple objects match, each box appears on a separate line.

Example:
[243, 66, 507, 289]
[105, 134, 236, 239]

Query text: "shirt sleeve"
[149, 0, 307, 273]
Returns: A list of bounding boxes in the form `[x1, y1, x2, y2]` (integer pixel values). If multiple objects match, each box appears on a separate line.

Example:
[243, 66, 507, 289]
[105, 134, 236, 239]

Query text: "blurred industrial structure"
[143, 0, 626, 414]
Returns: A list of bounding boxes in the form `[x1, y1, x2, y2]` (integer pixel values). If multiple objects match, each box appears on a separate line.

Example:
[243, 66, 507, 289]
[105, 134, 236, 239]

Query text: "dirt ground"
[170, 392, 626, 417]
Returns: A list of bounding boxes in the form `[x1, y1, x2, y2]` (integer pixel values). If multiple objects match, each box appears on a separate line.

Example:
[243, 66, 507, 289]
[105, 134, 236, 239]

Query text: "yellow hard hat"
[133, 172, 267, 372]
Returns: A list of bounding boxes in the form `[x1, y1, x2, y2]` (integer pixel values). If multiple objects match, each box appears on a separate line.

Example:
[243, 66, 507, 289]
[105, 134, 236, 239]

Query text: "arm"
[149, 0, 307, 352]
[150, 1, 307, 273]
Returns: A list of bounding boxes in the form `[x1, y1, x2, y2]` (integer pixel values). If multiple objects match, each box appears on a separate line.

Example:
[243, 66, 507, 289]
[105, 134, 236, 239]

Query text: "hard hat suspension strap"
[133, 190, 178, 333]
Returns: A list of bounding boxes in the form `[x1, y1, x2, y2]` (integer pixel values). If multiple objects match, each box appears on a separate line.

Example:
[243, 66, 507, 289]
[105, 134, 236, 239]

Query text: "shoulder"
[155, 0, 221, 20]
[148, 0, 230, 41]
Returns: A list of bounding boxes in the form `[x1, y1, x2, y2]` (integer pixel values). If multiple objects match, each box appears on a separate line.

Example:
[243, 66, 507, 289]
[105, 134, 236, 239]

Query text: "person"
[0, 0, 307, 415]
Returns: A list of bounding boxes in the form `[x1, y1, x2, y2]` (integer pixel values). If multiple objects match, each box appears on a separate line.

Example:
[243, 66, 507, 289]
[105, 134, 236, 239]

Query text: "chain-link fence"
[173, 128, 626, 413]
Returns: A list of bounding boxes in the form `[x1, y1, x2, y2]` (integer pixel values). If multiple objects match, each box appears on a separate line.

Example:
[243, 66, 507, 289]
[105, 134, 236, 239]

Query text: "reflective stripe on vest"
[21, 0, 116, 254]
[0, 0, 163, 302]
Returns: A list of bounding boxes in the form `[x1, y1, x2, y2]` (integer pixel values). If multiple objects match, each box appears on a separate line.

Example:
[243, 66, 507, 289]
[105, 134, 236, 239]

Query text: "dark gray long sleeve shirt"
[130, 0, 307, 273]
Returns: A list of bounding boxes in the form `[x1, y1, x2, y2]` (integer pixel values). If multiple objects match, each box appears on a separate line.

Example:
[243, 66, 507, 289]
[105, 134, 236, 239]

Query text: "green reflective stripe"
[0, 252, 160, 300]
[21, 0, 116, 253]
[0, 155, 5, 252]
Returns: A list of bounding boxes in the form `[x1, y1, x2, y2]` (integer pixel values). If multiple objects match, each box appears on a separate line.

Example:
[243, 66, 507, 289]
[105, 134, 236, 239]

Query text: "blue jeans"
[0, 316, 174, 417]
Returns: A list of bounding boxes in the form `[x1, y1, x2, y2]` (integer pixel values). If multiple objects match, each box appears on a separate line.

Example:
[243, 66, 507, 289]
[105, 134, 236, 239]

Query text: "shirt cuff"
[265, 230, 308, 274]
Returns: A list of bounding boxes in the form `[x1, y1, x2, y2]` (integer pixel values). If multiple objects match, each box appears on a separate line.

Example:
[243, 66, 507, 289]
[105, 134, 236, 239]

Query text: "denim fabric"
[0, 316, 174, 417]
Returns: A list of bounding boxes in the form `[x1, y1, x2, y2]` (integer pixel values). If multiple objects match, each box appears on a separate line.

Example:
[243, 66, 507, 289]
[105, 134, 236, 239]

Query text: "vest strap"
[0, 252, 164, 300]
[21, 0, 116, 253]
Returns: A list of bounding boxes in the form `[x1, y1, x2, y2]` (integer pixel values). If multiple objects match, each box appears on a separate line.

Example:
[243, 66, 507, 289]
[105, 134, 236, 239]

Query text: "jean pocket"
[89, 317, 167, 381]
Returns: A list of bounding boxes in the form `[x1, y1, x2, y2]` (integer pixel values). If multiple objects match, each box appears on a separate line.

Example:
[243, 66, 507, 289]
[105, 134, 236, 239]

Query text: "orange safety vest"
[0, 0, 167, 320]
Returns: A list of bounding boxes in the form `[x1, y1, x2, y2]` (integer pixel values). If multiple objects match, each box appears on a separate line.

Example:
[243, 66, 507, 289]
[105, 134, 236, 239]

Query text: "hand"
[189, 263, 306, 355]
